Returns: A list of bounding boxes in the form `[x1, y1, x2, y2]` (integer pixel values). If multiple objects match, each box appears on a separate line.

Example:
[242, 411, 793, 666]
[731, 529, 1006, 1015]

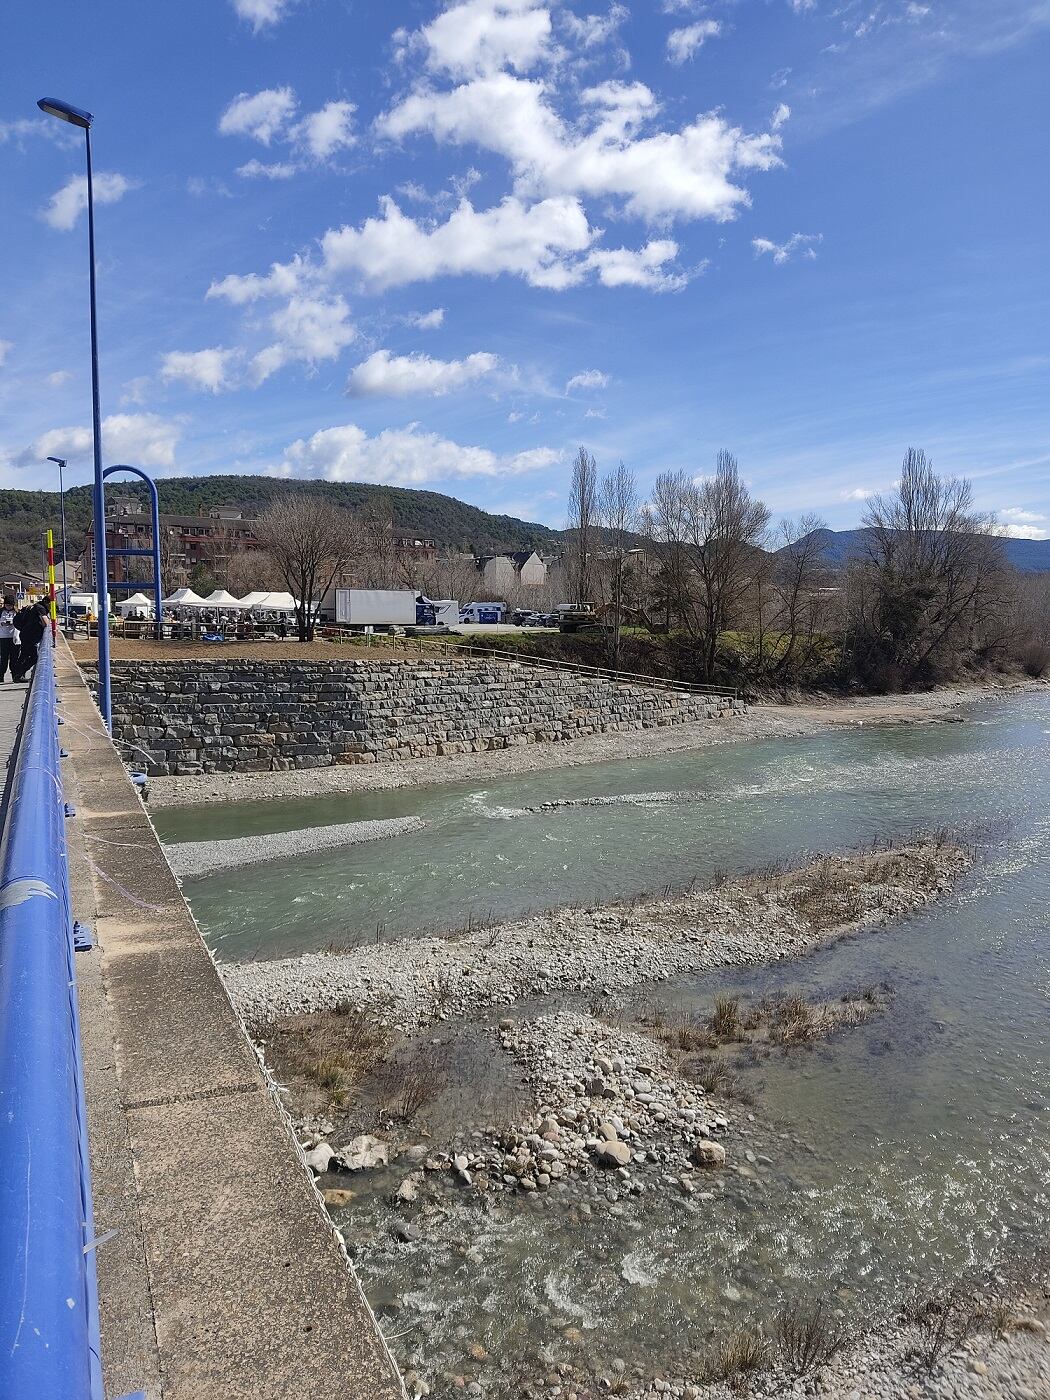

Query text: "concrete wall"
[88, 658, 743, 776]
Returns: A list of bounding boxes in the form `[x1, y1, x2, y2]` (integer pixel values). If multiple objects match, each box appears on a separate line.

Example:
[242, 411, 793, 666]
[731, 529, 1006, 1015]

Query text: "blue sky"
[1, 0, 1048, 536]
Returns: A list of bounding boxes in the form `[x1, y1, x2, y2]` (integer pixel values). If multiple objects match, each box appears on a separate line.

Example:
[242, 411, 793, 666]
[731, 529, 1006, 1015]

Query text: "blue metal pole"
[85, 124, 111, 730]
[0, 636, 101, 1397]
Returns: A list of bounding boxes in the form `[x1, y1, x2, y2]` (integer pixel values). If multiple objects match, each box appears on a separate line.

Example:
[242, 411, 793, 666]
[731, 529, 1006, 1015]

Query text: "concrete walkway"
[56, 640, 404, 1400]
[0, 679, 28, 827]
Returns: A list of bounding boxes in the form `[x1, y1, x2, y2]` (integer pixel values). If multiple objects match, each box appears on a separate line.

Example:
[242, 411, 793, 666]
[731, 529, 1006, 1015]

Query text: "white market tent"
[255, 591, 298, 612]
[115, 592, 154, 617]
[201, 589, 245, 609]
[161, 588, 206, 609]
[238, 591, 271, 609]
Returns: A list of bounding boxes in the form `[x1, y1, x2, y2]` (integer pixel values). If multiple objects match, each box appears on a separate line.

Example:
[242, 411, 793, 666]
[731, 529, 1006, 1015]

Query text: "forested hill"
[0, 476, 559, 574]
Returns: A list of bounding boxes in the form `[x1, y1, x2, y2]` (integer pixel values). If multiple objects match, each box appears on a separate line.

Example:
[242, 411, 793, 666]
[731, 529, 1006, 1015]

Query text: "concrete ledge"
[59, 641, 404, 1400]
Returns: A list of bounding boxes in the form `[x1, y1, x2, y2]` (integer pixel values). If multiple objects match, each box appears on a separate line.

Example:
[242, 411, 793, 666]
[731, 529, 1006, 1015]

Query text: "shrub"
[775, 1298, 849, 1375]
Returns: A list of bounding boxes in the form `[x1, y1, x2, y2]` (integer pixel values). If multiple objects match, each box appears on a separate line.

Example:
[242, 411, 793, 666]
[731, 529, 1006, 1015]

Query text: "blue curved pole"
[102, 466, 163, 640]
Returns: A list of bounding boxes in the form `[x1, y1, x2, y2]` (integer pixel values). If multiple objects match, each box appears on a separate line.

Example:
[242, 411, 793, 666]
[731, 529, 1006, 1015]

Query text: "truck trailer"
[335, 589, 419, 629]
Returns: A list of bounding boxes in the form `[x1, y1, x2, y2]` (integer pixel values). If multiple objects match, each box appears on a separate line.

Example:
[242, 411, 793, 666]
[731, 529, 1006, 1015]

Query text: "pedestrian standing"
[0, 594, 18, 681]
[11, 599, 49, 683]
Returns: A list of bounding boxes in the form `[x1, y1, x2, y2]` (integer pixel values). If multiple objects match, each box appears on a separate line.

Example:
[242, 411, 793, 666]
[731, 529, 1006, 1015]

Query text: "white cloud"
[563, 4, 629, 48]
[21, 413, 181, 469]
[48, 369, 71, 387]
[231, 0, 298, 31]
[788, 0, 816, 12]
[839, 486, 872, 501]
[219, 87, 297, 145]
[583, 238, 690, 289]
[414, 0, 554, 77]
[0, 340, 12, 367]
[251, 295, 357, 381]
[161, 347, 241, 394]
[565, 368, 608, 392]
[666, 20, 722, 64]
[237, 159, 298, 179]
[321, 194, 594, 290]
[410, 307, 446, 329]
[42, 172, 133, 231]
[771, 102, 791, 129]
[999, 507, 1050, 540]
[207, 256, 306, 305]
[281, 421, 559, 485]
[378, 72, 782, 223]
[752, 232, 823, 264]
[293, 100, 357, 160]
[347, 349, 500, 396]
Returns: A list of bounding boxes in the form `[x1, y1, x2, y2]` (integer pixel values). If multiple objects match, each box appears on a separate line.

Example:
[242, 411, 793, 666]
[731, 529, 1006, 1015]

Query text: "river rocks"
[396, 1172, 424, 1203]
[304, 1141, 334, 1174]
[321, 1187, 355, 1207]
[594, 1139, 632, 1168]
[333, 1134, 389, 1171]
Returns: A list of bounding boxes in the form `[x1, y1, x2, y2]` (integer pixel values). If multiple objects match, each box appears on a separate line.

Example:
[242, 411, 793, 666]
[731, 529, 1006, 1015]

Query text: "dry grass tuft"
[775, 1298, 850, 1375]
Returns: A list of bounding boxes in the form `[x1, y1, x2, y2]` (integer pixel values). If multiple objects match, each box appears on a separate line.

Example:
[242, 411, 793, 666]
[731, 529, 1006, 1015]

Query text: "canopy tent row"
[114, 592, 154, 617]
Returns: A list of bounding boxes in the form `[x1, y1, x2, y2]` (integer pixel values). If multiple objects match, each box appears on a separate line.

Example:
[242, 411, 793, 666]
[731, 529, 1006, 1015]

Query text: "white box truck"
[335, 589, 418, 628]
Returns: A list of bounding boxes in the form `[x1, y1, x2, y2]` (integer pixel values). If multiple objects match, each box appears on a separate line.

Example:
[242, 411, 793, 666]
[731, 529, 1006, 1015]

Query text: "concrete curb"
[58, 639, 405, 1400]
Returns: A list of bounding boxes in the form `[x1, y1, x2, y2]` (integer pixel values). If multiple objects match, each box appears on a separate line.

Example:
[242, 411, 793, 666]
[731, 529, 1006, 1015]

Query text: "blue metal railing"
[0, 635, 105, 1398]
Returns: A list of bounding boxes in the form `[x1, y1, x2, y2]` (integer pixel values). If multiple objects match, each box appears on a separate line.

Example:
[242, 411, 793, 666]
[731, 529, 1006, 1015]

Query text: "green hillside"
[0, 476, 560, 574]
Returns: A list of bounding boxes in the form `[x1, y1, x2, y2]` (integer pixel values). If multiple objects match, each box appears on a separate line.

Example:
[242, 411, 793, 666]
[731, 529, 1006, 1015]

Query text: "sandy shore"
[165, 815, 425, 877]
[146, 682, 1026, 810]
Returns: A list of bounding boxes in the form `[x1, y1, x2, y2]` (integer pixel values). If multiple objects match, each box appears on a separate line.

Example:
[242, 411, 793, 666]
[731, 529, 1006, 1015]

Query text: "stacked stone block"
[85, 659, 745, 776]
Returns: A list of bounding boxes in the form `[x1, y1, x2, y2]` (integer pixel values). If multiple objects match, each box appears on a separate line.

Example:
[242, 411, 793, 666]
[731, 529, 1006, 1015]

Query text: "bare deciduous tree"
[566, 446, 598, 605]
[771, 513, 830, 680]
[597, 459, 638, 666]
[850, 448, 1007, 687]
[253, 495, 358, 641]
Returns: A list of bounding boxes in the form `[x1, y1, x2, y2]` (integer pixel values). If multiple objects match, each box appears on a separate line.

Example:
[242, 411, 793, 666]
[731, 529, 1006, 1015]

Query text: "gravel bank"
[146, 683, 1026, 809]
[226, 840, 970, 1028]
[165, 815, 425, 877]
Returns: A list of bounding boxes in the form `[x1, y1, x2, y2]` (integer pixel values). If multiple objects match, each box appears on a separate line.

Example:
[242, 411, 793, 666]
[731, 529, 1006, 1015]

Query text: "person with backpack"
[11, 599, 49, 683]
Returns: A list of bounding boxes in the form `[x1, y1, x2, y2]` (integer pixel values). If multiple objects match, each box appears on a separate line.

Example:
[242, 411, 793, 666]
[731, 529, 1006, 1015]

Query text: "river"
[154, 691, 1050, 1391]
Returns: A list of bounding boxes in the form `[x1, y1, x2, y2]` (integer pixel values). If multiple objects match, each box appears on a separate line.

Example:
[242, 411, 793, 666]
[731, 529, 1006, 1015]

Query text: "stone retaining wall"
[87, 658, 744, 776]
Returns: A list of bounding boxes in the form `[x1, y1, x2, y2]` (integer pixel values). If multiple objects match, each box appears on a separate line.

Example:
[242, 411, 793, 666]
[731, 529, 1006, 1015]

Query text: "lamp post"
[46, 456, 70, 630]
[37, 97, 111, 728]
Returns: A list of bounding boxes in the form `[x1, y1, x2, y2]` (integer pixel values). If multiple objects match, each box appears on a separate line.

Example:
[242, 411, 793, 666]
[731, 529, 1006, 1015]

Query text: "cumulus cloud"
[231, 0, 298, 31]
[666, 20, 722, 64]
[410, 307, 446, 329]
[771, 102, 791, 129]
[347, 349, 500, 396]
[999, 507, 1050, 540]
[48, 369, 71, 387]
[237, 159, 298, 179]
[411, 0, 554, 77]
[281, 421, 559, 485]
[293, 100, 357, 159]
[161, 347, 242, 394]
[251, 295, 357, 382]
[320, 194, 594, 290]
[583, 238, 690, 289]
[378, 72, 782, 224]
[839, 486, 872, 502]
[565, 369, 608, 391]
[207, 256, 307, 305]
[42, 172, 133, 231]
[752, 232, 823, 263]
[219, 87, 297, 145]
[20, 414, 181, 469]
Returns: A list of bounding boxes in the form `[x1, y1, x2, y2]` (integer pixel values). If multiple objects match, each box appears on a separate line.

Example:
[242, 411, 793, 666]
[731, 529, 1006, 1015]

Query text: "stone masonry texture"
[85, 658, 745, 776]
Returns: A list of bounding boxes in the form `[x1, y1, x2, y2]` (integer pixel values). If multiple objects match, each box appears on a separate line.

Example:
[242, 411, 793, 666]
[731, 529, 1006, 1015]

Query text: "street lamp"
[37, 96, 111, 728]
[46, 456, 70, 630]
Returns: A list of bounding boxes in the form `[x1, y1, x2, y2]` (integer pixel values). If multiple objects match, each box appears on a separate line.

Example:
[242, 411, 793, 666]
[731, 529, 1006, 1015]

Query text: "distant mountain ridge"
[794, 526, 1050, 574]
[0, 475, 559, 575]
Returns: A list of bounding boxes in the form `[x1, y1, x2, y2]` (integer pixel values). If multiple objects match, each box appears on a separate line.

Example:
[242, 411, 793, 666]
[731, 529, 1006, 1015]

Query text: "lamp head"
[46, 456, 67, 468]
[37, 98, 93, 129]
